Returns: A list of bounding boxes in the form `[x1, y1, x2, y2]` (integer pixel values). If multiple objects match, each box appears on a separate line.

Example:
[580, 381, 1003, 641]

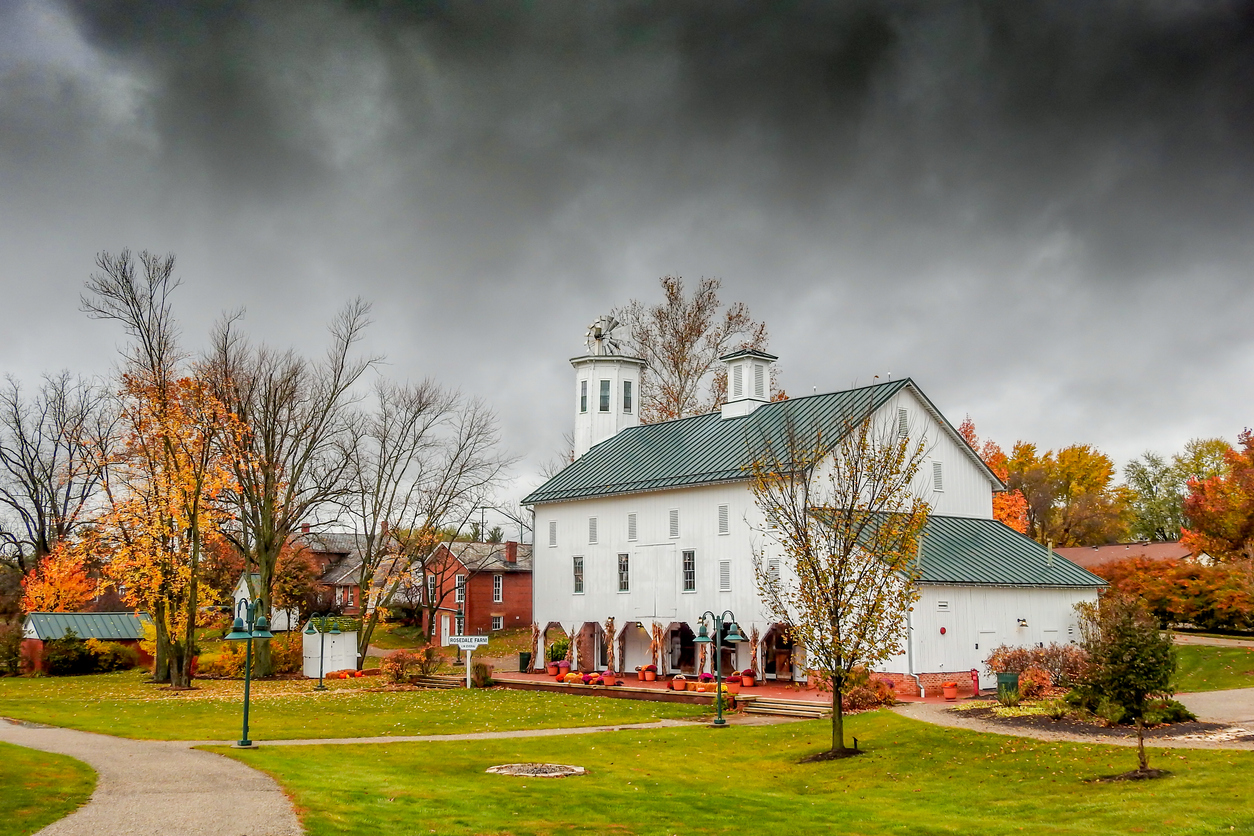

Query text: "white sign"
[449, 635, 489, 649]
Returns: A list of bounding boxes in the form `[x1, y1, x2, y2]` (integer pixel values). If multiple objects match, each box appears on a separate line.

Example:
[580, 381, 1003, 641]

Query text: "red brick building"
[425, 541, 533, 644]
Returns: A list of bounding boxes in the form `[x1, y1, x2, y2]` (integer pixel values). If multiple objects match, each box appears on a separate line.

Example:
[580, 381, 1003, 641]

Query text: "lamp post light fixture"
[303, 612, 340, 691]
[224, 596, 274, 748]
[693, 610, 746, 727]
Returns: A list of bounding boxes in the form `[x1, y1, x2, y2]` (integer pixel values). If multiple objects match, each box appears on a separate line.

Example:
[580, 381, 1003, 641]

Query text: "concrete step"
[412, 676, 464, 689]
[743, 696, 832, 718]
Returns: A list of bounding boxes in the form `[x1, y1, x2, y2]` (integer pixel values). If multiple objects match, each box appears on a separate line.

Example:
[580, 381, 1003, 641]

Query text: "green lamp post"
[225, 597, 274, 748]
[694, 610, 746, 727]
[303, 613, 340, 691]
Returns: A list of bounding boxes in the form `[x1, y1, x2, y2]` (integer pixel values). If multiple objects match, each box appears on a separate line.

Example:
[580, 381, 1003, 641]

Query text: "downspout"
[905, 534, 925, 698]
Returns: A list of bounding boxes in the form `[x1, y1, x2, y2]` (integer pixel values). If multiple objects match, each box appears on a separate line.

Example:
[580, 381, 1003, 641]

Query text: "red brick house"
[425, 541, 533, 644]
[296, 529, 364, 614]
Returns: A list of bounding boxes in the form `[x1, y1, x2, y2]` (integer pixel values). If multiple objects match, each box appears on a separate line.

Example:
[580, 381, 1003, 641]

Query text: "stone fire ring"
[486, 763, 587, 778]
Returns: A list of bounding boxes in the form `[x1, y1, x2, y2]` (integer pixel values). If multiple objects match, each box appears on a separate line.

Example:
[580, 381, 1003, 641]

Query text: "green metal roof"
[918, 516, 1105, 587]
[524, 380, 915, 504]
[24, 612, 152, 641]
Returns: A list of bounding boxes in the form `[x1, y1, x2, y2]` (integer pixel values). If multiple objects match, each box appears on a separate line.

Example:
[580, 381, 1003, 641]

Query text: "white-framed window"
[754, 363, 765, 399]
[668, 508, 680, 539]
[618, 553, 630, 592]
[455, 574, 466, 603]
[572, 556, 584, 593]
[933, 461, 944, 492]
[898, 407, 908, 437]
[588, 516, 598, 544]
[599, 379, 611, 412]
[682, 550, 696, 592]
[718, 504, 729, 535]
[719, 560, 732, 592]
[580, 380, 588, 413]
[493, 574, 503, 603]
[623, 380, 633, 413]
[492, 615, 504, 631]
[426, 574, 436, 604]
[548, 520, 557, 547]
[627, 512, 637, 541]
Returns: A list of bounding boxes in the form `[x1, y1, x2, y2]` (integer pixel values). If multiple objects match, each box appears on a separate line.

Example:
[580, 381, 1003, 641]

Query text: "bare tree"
[749, 410, 931, 758]
[341, 380, 508, 663]
[0, 373, 117, 572]
[614, 276, 770, 423]
[207, 302, 375, 675]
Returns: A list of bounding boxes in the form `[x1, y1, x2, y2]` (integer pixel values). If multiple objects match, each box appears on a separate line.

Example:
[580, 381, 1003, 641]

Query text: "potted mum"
[697, 672, 715, 692]
[642, 664, 658, 682]
[670, 674, 688, 691]
[942, 681, 958, 700]
[740, 668, 756, 687]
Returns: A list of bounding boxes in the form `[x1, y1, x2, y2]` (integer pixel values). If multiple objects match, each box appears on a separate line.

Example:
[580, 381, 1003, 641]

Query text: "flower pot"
[741, 676, 755, 688]
[671, 680, 686, 691]
[546, 662, 559, 676]
[725, 682, 740, 695]
[942, 682, 958, 701]
[643, 670, 656, 681]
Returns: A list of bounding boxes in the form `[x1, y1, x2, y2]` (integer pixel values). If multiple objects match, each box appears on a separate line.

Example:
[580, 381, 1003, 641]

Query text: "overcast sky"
[2, 0, 1252, 523]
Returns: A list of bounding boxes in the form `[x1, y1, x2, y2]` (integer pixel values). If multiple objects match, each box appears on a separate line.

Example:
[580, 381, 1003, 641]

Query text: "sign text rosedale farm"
[450, 635, 489, 688]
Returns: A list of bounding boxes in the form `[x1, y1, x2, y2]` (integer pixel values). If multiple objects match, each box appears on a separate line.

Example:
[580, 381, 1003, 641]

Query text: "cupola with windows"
[571, 315, 645, 457]
[719, 348, 777, 418]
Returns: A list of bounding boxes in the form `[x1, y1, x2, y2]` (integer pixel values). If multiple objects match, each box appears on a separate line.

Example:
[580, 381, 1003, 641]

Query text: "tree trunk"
[152, 601, 171, 683]
[1136, 717, 1148, 771]
[359, 608, 382, 671]
[831, 671, 846, 753]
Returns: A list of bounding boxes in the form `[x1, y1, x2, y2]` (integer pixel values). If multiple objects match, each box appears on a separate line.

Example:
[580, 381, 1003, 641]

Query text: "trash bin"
[519, 651, 532, 673]
[996, 671, 1019, 701]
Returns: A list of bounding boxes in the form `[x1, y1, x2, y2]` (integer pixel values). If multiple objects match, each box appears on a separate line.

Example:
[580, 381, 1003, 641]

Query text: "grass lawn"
[0, 670, 701, 741]
[367, 624, 428, 650]
[1174, 644, 1254, 693]
[219, 710, 1254, 836]
[0, 741, 95, 836]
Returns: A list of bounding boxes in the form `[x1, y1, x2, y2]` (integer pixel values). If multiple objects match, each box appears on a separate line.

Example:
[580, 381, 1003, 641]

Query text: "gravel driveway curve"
[0, 719, 302, 836]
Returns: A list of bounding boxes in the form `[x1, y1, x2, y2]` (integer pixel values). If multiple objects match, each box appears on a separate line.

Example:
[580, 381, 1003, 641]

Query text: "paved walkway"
[1177, 687, 1254, 725]
[893, 699, 1254, 750]
[1173, 634, 1254, 648]
[0, 719, 302, 836]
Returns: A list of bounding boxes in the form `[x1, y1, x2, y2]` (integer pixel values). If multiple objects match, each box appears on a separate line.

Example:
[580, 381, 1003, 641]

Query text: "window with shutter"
[668, 509, 679, 539]
[768, 558, 780, 584]
[754, 364, 765, 398]
[933, 461, 944, 491]
[588, 516, 598, 544]
[719, 560, 731, 591]
[548, 520, 557, 547]
[491, 616, 503, 631]
[627, 512, 637, 541]
[898, 407, 908, 437]
[717, 504, 729, 535]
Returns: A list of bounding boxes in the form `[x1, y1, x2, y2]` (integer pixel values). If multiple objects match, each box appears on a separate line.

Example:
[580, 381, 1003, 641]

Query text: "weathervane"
[584, 314, 623, 356]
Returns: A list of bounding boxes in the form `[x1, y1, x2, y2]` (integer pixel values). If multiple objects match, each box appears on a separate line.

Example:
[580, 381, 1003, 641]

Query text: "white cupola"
[571, 315, 645, 457]
[719, 348, 777, 419]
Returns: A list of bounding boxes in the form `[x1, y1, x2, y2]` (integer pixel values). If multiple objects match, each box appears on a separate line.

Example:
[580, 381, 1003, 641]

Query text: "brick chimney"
[505, 541, 518, 564]
[301, 523, 310, 535]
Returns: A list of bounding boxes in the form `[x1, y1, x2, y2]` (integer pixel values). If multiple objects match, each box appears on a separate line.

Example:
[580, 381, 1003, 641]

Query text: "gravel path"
[0, 719, 302, 836]
[892, 701, 1254, 750]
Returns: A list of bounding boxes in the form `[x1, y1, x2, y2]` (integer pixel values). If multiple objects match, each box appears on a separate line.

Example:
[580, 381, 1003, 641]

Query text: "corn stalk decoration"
[649, 622, 663, 669]
[529, 622, 541, 671]
[603, 617, 616, 674]
[565, 625, 574, 664]
[749, 409, 931, 756]
[698, 642, 707, 676]
[749, 625, 760, 676]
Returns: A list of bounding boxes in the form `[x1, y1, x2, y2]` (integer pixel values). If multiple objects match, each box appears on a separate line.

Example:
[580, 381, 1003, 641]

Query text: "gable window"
[682, 550, 696, 592]
[669, 508, 680, 539]
[548, 520, 557, 548]
[898, 407, 908, 437]
[493, 574, 503, 604]
[599, 379, 611, 412]
[588, 516, 598, 544]
[572, 556, 584, 594]
[455, 574, 466, 603]
[754, 363, 765, 398]
[933, 461, 944, 492]
[719, 560, 732, 592]
[618, 553, 630, 592]
[627, 512, 637, 541]
[426, 574, 436, 604]
[623, 380, 633, 413]
[580, 380, 588, 413]
[492, 615, 504, 631]
[718, 504, 729, 535]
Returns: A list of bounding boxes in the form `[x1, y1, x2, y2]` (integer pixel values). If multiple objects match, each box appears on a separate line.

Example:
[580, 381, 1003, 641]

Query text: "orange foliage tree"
[20, 541, 96, 612]
[1183, 429, 1254, 562]
[958, 417, 1028, 533]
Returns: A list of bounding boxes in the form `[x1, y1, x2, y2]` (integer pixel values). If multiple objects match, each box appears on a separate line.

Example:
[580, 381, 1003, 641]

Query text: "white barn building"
[523, 336, 1103, 696]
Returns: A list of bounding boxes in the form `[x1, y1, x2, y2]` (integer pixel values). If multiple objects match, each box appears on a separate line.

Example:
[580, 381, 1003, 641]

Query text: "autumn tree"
[0, 373, 117, 573]
[1124, 438, 1231, 543]
[83, 250, 241, 687]
[1075, 593, 1176, 775]
[958, 418, 1028, 533]
[20, 541, 97, 612]
[615, 276, 770, 423]
[750, 410, 930, 758]
[1182, 429, 1254, 562]
[207, 304, 374, 675]
[1006, 442, 1129, 546]
[340, 379, 507, 664]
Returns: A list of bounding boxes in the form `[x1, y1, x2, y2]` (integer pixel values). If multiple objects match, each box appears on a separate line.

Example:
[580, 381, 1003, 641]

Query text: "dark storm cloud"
[3, 0, 1253, 495]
